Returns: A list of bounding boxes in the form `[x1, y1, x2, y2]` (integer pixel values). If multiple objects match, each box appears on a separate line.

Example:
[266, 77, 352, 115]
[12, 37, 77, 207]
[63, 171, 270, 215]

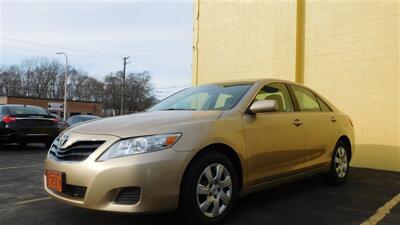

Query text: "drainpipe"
[295, 0, 305, 84]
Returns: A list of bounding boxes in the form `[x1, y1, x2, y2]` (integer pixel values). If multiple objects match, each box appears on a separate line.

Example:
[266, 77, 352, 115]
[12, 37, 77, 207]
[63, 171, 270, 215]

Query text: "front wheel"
[323, 141, 350, 185]
[179, 151, 239, 225]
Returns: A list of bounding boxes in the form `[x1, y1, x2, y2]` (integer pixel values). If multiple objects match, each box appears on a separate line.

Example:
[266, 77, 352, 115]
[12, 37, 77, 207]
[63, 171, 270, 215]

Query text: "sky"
[0, 0, 194, 98]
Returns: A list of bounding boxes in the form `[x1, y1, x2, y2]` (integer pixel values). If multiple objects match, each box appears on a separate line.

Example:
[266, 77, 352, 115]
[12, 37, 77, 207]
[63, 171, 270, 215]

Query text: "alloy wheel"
[196, 163, 233, 218]
[335, 147, 348, 178]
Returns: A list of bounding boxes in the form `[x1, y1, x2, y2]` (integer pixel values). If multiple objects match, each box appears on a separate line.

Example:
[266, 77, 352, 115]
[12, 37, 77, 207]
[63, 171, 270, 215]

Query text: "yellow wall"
[193, 0, 297, 84]
[193, 0, 400, 172]
[303, 0, 399, 171]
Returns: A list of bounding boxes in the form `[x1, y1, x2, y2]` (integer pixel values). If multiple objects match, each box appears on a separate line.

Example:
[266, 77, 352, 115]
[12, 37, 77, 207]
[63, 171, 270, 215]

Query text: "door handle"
[331, 116, 337, 123]
[293, 119, 303, 127]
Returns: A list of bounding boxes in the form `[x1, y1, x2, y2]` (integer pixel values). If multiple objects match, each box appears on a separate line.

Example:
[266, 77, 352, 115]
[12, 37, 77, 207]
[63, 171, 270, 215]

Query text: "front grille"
[63, 184, 87, 198]
[115, 187, 141, 205]
[49, 140, 105, 162]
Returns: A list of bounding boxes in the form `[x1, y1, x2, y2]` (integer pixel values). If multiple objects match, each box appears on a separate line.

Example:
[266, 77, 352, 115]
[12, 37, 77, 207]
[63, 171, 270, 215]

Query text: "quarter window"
[253, 83, 294, 112]
[317, 97, 331, 112]
[291, 85, 320, 112]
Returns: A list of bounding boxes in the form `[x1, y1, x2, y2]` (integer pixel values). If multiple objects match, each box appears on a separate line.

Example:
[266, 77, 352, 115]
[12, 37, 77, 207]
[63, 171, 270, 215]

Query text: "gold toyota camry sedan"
[44, 79, 355, 225]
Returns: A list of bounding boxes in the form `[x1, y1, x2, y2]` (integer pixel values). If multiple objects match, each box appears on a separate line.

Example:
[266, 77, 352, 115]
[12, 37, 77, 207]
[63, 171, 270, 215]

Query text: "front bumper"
[44, 133, 194, 213]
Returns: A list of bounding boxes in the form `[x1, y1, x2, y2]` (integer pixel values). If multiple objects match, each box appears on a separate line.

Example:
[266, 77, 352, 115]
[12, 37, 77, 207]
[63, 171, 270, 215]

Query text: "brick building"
[192, 0, 399, 171]
[0, 96, 103, 118]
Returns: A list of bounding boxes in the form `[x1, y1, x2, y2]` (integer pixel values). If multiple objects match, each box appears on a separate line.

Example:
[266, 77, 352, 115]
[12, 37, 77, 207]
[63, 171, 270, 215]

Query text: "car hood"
[68, 110, 223, 138]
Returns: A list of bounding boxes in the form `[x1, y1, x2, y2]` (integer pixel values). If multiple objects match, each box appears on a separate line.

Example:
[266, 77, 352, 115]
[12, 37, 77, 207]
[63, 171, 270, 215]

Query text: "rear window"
[7, 106, 48, 115]
[67, 116, 83, 124]
[82, 116, 99, 121]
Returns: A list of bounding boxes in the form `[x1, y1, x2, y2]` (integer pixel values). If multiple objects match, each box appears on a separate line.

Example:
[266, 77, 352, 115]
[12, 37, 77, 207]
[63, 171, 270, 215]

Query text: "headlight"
[97, 133, 181, 161]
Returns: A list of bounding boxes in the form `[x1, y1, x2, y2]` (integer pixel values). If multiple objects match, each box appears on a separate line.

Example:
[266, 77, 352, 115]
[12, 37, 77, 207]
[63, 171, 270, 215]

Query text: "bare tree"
[0, 65, 23, 96]
[20, 58, 62, 98]
[1, 57, 157, 116]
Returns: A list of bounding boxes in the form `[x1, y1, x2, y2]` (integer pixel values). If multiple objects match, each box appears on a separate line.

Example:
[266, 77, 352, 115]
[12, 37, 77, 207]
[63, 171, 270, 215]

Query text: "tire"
[323, 141, 350, 185]
[179, 151, 239, 225]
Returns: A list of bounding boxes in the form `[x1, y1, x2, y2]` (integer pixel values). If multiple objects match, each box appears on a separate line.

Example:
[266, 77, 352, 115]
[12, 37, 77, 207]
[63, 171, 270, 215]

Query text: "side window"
[291, 85, 321, 112]
[316, 97, 331, 112]
[253, 83, 294, 112]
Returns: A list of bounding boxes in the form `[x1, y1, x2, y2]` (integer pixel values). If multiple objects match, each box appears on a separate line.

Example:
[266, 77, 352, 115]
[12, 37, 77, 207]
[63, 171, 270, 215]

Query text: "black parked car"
[66, 115, 100, 126]
[51, 114, 70, 131]
[0, 104, 62, 148]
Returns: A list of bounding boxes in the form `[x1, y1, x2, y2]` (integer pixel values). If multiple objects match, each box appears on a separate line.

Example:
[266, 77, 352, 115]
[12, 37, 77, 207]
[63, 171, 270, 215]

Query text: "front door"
[243, 82, 306, 185]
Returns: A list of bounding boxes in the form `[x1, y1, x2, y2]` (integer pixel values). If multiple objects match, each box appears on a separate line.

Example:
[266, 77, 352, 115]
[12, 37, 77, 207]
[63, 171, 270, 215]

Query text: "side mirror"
[249, 100, 278, 114]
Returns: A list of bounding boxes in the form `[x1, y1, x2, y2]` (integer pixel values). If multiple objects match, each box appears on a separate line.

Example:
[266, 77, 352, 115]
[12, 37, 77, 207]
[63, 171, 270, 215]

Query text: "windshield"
[149, 84, 253, 111]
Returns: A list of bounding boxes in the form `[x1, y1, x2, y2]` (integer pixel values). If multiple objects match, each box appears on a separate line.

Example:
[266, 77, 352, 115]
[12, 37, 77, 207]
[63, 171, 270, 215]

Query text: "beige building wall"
[193, 0, 297, 84]
[1, 96, 103, 118]
[303, 1, 399, 171]
[193, 0, 400, 172]
[0, 97, 6, 104]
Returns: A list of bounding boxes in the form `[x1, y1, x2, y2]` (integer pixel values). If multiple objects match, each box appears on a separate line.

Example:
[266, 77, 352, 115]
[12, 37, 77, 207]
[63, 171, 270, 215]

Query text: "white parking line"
[360, 193, 400, 225]
[0, 164, 42, 171]
[15, 197, 51, 205]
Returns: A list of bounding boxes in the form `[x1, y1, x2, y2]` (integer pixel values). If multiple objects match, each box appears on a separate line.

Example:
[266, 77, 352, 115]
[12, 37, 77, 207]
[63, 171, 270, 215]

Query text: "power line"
[1, 45, 55, 54]
[0, 44, 119, 60]
[1, 36, 190, 77]
[1, 37, 119, 57]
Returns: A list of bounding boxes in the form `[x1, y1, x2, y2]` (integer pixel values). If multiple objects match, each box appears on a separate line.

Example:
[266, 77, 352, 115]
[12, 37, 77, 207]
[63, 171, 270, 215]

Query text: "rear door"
[243, 82, 306, 185]
[289, 85, 339, 169]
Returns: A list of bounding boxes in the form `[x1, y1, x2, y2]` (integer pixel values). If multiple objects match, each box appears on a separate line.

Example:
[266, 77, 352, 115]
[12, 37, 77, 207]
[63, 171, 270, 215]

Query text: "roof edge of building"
[0, 95, 102, 104]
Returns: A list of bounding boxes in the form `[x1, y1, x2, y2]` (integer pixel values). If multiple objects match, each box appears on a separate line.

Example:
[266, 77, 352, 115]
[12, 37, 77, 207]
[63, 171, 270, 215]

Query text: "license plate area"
[46, 170, 64, 192]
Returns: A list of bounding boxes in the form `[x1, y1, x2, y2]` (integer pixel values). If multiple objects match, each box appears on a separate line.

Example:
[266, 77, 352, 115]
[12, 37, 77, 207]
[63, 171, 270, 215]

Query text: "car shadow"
[53, 175, 331, 225]
[6, 168, 398, 225]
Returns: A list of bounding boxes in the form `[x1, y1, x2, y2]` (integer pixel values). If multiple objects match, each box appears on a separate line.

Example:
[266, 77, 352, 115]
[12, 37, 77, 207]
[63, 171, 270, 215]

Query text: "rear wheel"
[324, 141, 350, 185]
[179, 151, 239, 225]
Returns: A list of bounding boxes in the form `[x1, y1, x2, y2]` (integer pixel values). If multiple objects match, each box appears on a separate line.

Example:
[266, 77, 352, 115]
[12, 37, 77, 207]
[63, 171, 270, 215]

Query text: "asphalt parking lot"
[0, 144, 399, 225]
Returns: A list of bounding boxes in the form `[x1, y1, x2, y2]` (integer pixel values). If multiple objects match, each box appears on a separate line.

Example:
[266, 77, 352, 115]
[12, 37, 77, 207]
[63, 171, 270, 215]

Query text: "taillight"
[52, 118, 59, 123]
[2, 116, 17, 123]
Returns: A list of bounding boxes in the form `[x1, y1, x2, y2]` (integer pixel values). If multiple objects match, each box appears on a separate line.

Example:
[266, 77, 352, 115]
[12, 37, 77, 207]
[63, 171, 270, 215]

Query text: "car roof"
[205, 78, 299, 86]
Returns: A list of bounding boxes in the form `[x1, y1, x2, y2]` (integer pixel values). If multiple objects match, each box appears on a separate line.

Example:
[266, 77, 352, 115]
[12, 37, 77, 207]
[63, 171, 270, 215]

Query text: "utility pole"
[120, 56, 130, 115]
[56, 52, 68, 120]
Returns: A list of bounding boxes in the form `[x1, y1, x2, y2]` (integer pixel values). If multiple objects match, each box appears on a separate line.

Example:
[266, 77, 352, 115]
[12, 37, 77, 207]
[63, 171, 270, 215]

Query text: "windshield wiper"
[162, 108, 197, 111]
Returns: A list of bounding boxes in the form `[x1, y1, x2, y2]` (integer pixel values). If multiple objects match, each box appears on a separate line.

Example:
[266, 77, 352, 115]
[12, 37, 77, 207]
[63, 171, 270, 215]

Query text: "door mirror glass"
[250, 100, 278, 113]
